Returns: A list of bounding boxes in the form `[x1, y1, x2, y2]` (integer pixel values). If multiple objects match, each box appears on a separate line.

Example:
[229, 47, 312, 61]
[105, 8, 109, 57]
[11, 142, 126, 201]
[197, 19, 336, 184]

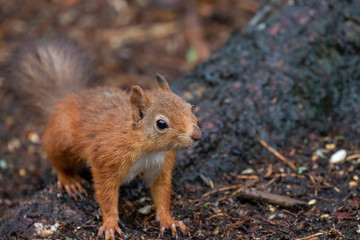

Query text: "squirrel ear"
[156, 73, 171, 92]
[130, 86, 149, 122]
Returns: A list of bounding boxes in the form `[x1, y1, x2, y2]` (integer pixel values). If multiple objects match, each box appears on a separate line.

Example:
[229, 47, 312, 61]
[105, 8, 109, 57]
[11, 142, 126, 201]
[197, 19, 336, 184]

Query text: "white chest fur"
[123, 152, 165, 186]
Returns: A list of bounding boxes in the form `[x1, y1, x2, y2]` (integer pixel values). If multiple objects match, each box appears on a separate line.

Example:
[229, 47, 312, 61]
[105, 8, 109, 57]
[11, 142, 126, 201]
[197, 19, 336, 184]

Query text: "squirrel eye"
[156, 119, 168, 130]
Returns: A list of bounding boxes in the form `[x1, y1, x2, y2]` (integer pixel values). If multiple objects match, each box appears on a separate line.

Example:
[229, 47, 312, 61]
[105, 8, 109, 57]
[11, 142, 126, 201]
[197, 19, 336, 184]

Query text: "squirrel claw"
[171, 223, 177, 238]
[159, 227, 165, 238]
[57, 176, 88, 200]
[158, 220, 188, 238]
[97, 224, 124, 240]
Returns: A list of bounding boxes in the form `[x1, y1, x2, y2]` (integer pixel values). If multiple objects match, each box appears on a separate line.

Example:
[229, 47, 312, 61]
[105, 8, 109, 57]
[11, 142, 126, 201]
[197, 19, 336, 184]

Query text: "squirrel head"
[130, 74, 201, 151]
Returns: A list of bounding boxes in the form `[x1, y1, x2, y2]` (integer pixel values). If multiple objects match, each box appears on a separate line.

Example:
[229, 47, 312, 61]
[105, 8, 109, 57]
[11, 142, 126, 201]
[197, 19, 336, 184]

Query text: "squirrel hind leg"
[45, 146, 89, 199]
[56, 171, 88, 200]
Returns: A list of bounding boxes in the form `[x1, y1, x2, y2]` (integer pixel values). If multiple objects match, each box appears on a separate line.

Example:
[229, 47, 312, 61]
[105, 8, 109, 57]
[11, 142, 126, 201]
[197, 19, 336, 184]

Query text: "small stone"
[138, 205, 152, 215]
[353, 175, 359, 181]
[34, 222, 44, 234]
[34, 222, 60, 237]
[315, 149, 328, 158]
[28, 132, 40, 144]
[357, 224, 360, 234]
[256, 23, 266, 31]
[325, 143, 336, 150]
[311, 155, 318, 161]
[268, 213, 276, 220]
[320, 214, 329, 219]
[8, 138, 21, 152]
[241, 168, 254, 175]
[349, 181, 357, 188]
[139, 197, 147, 203]
[213, 226, 220, 235]
[312, 163, 318, 170]
[330, 150, 347, 164]
[308, 199, 316, 206]
[224, 98, 232, 104]
[19, 169, 26, 176]
[0, 159, 7, 169]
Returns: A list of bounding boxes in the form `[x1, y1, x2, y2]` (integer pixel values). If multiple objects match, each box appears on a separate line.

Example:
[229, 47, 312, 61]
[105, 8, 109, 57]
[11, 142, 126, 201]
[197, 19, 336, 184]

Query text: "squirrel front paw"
[158, 218, 188, 238]
[97, 223, 124, 240]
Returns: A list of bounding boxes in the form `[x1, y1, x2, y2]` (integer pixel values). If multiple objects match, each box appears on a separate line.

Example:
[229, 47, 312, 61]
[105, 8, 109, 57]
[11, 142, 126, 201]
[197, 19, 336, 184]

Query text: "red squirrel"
[3, 40, 202, 239]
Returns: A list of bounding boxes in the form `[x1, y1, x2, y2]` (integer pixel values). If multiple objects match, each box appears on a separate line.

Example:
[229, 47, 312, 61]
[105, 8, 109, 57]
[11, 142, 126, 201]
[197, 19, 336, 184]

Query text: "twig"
[332, 223, 344, 237]
[231, 217, 251, 227]
[231, 180, 258, 196]
[346, 153, 360, 161]
[235, 188, 308, 209]
[202, 179, 257, 198]
[236, 175, 259, 180]
[202, 183, 243, 198]
[258, 139, 297, 171]
[295, 232, 325, 240]
[207, 213, 227, 220]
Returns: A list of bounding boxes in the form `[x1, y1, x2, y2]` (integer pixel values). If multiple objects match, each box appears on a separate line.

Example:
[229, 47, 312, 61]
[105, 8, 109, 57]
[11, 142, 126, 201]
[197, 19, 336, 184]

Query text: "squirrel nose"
[191, 126, 202, 141]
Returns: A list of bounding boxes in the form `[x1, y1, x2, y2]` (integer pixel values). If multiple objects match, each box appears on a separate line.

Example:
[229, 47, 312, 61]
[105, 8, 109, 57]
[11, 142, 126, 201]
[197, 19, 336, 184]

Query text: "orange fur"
[5, 40, 202, 239]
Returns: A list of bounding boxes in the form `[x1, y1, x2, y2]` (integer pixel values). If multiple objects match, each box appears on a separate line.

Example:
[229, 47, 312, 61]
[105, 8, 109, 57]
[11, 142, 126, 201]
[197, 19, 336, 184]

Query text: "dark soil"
[1, 0, 360, 239]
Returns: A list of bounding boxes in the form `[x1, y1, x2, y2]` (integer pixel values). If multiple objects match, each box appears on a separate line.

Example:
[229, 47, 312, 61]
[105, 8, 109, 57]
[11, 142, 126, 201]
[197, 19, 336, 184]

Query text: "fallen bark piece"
[237, 188, 308, 209]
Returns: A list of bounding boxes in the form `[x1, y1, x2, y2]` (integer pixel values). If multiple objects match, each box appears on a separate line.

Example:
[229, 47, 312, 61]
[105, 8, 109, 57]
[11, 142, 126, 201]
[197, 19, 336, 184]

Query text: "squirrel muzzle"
[191, 125, 202, 142]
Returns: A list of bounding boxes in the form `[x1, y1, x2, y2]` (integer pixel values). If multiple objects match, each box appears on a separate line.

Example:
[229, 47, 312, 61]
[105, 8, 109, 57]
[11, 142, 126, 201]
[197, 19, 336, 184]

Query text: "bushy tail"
[1, 39, 96, 119]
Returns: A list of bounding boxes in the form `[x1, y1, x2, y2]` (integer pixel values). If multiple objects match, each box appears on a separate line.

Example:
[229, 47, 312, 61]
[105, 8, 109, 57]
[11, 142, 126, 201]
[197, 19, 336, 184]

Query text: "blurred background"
[0, 0, 266, 87]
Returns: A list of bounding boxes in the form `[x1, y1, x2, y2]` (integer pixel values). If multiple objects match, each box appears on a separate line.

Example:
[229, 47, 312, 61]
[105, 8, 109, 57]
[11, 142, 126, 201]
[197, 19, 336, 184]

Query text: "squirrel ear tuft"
[156, 73, 171, 92]
[130, 86, 149, 122]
